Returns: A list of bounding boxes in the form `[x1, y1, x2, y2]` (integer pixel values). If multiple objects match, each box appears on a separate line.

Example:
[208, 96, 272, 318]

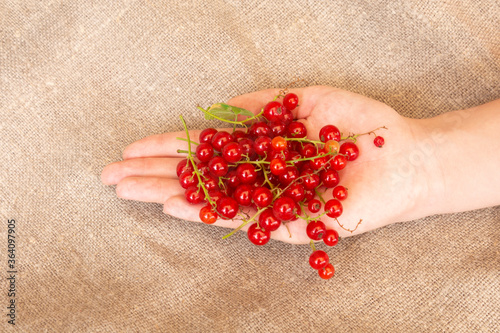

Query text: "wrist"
[399, 116, 449, 221]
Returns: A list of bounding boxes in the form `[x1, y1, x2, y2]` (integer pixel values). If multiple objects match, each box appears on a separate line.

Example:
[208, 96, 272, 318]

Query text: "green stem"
[285, 152, 335, 165]
[177, 149, 189, 154]
[236, 160, 270, 165]
[179, 116, 215, 207]
[222, 208, 267, 240]
[285, 137, 324, 146]
[262, 167, 274, 189]
[315, 189, 326, 205]
[310, 240, 317, 252]
[176, 137, 199, 145]
[198, 106, 264, 125]
[341, 126, 388, 142]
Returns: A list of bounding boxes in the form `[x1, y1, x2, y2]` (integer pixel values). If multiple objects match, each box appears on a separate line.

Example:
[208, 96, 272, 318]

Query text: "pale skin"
[101, 86, 500, 244]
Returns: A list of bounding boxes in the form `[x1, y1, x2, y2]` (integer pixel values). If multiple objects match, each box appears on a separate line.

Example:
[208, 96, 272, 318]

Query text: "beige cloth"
[1, 0, 499, 332]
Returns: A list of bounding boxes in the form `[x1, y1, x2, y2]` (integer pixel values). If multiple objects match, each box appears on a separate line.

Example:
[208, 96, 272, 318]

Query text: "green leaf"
[204, 103, 254, 121]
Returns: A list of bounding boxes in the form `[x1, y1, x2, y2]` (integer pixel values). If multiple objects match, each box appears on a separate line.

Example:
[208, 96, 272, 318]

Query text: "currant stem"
[176, 137, 199, 145]
[309, 240, 317, 252]
[284, 222, 292, 238]
[341, 126, 388, 141]
[262, 167, 275, 189]
[314, 189, 326, 205]
[222, 208, 267, 240]
[335, 218, 363, 233]
[179, 115, 215, 207]
[198, 106, 264, 125]
[285, 152, 336, 165]
[285, 137, 324, 146]
[241, 160, 270, 165]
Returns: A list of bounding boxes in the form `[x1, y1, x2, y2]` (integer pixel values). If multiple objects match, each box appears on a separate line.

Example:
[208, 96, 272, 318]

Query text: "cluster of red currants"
[176, 93, 384, 280]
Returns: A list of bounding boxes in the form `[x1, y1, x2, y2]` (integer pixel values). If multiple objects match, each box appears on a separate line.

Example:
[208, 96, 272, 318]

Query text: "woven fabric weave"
[1, 0, 499, 331]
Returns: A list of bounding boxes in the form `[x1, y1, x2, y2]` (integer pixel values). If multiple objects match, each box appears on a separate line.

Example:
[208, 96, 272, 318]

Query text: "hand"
[101, 86, 425, 244]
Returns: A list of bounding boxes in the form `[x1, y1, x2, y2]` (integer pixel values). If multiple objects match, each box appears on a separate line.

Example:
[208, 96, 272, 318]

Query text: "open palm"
[101, 86, 422, 244]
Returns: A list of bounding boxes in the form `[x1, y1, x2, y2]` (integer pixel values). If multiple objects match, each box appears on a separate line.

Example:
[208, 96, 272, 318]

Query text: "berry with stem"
[374, 136, 385, 148]
[309, 250, 329, 270]
[318, 263, 335, 279]
[247, 223, 271, 245]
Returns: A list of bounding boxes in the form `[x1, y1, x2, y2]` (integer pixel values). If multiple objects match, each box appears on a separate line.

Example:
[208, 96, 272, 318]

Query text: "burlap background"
[1, 0, 499, 332]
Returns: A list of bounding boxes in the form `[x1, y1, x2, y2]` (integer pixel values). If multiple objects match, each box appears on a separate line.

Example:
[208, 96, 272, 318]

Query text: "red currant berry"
[202, 174, 219, 191]
[211, 131, 234, 152]
[199, 128, 217, 144]
[283, 93, 299, 110]
[287, 150, 305, 169]
[282, 107, 294, 125]
[270, 158, 287, 176]
[324, 140, 340, 154]
[306, 220, 326, 240]
[319, 125, 341, 142]
[179, 171, 198, 189]
[339, 142, 359, 161]
[252, 187, 273, 208]
[236, 163, 257, 184]
[208, 156, 229, 177]
[287, 121, 307, 138]
[325, 199, 343, 218]
[249, 121, 272, 138]
[308, 199, 321, 213]
[309, 155, 327, 170]
[232, 130, 247, 141]
[238, 138, 256, 160]
[332, 155, 347, 170]
[271, 136, 287, 151]
[233, 184, 253, 207]
[185, 185, 205, 204]
[284, 183, 305, 202]
[207, 189, 224, 203]
[222, 142, 243, 163]
[254, 136, 272, 156]
[323, 229, 339, 246]
[309, 250, 329, 270]
[176, 159, 193, 177]
[303, 189, 316, 202]
[263, 101, 284, 122]
[216, 197, 238, 219]
[320, 169, 340, 188]
[247, 223, 271, 246]
[278, 166, 299, 186]
[267, 173, 280, 186]
[374, 136, 385, 148]
[269, 120, 287, 137]
[195, 142, 214, 162]
[259, 208, 281, 231]
[268, 148, 290, 161]
[226, 170, 241, 188]
[272, 197, 296, 221]
[300, 143, 318, 158]
[301, 170, 320, 190]
[318, 263, 335, 279]
[199, 205, 218, 224]
[332, 186, 348, 201]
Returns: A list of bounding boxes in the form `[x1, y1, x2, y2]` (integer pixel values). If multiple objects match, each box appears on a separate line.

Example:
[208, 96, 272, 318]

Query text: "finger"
[164, 195, 311, 244]
[123, 130, 201, 160]
[101, 157, 182, 185]
[122, 127, 236, 160]
[116, 177, 183, 204]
